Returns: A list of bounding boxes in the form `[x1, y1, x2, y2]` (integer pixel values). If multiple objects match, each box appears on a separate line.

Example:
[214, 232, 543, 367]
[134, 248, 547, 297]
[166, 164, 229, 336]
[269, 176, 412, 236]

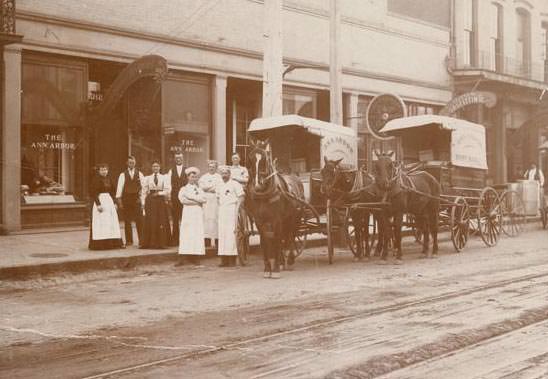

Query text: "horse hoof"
[377, 259, 389, 265]
[353, 257, 361, 262]
[271, 272, 281, 279]
[263, 271, 271, 279]
[394, 259, 403, 265]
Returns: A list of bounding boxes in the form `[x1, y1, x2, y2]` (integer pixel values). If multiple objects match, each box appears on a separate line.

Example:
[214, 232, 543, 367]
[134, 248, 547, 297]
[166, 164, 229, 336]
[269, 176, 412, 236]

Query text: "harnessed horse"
[373, 152, 441, 261]
[320, 157, 388, 259]
[245, 140, 305, 278]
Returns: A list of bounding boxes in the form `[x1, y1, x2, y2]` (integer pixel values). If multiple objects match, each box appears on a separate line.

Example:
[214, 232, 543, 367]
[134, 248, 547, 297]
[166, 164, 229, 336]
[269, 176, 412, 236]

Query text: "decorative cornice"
[17, 10, 451, 93]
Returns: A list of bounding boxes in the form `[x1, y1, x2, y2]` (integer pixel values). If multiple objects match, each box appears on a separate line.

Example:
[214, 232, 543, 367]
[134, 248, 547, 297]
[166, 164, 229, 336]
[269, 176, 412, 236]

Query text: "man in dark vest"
[167, 152, 187, 246]
[116, 156, 144, 247]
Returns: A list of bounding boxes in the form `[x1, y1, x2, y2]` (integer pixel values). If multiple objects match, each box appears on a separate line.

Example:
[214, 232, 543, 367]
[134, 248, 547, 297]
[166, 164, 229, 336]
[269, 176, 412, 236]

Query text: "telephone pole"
[329, 0, 343, 124]
[262, 0, 283, 117]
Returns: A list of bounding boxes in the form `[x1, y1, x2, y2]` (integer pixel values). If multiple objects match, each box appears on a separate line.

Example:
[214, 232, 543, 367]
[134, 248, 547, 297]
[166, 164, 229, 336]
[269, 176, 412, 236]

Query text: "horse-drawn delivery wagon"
[236, 115, 360, 270]
[376, 115, 525, 253]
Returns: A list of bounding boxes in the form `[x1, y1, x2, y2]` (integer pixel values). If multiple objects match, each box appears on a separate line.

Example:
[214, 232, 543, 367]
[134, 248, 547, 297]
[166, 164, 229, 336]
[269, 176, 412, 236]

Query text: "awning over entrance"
[248, 115, 356, 138]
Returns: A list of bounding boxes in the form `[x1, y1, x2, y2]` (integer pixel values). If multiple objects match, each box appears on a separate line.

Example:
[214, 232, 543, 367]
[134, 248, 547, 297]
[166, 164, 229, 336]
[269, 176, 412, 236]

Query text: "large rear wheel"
[450, 196, 470, 252]
[478, 187, 501, 247]
[499, 190, 526, 237]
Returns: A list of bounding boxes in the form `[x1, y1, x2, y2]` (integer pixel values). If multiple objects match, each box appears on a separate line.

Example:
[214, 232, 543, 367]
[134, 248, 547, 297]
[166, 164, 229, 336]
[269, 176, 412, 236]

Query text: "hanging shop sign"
[366, 93, 407, 140]
[440, 91, 497, 116]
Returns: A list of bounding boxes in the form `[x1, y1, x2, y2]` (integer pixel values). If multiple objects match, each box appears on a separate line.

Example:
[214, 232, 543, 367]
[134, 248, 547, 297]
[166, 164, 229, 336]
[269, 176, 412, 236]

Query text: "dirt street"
[1, 228, 548, 378]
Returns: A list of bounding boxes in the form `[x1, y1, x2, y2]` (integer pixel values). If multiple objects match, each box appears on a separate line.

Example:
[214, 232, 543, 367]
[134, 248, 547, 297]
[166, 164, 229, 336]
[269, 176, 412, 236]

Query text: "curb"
[0, 237, 328, 281]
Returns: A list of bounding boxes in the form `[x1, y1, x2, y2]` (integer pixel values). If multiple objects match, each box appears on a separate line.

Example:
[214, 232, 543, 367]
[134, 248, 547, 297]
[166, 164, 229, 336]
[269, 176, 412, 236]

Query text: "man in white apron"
[216, 166, 245, 267]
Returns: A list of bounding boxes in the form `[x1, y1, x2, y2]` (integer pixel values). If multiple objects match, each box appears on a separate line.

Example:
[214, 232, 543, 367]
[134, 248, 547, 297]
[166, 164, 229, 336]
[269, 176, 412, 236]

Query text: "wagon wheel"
[294, 233, 307, 257]
[235, 204, 250, 266]
[499, 190, 526, 237]
[541, 206, 548, 229]
[293, 200, 320, 258]
[450, 196, 470, 252]
[477, 187, 502, 247]
[343, 208, 359, 258]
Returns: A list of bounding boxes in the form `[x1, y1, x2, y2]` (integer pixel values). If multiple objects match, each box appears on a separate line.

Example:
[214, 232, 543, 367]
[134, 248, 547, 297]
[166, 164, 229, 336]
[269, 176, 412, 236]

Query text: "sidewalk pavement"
[0, 227, 325, 281]
[0, 227, 258, 280]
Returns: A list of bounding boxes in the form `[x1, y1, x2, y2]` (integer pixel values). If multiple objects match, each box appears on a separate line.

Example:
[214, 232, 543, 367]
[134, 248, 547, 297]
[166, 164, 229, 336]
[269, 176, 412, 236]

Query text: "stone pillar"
[2, 45, 21, 231]
[329, 0, 343, 124]
[212, 75, 227, 164]
[346, 92, 359, 131]
[262, 0, 283, 117]
[495, 100, 507, 184]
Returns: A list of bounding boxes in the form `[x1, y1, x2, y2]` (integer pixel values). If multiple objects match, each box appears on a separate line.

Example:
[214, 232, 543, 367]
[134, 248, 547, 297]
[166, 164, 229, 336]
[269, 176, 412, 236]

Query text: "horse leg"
[271, 222, 282, 279]
[258, 230, 271, 278]
[394, 213, 403, 263]
[430, 207, 439, 257]
[421, 215, 431, 258]
[374, 213, 383, 257]
[364, 212, 371, 259]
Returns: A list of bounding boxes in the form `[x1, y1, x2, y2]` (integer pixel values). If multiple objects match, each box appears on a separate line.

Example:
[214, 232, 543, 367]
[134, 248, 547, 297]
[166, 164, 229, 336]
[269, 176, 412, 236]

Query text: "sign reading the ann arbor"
[321, 135, 357, 167]
[30, 134, 77, 151]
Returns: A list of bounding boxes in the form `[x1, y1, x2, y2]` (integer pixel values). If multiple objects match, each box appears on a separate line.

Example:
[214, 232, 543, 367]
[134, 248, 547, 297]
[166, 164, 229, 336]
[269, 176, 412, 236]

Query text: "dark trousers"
[121, 195, 142, 245]
[171, 199, 182, 245]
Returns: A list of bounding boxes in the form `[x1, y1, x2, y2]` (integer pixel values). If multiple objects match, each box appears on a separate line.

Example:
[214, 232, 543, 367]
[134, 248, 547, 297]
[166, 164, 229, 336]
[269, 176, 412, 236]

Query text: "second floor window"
[516, 9, 531, 77]
[463, 0, 475, 67]
[489, 3, 503, 72]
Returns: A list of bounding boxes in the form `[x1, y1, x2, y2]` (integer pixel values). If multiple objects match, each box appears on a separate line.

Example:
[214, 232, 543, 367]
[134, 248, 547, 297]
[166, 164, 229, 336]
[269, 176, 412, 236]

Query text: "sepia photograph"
[1, 0, 548, 377]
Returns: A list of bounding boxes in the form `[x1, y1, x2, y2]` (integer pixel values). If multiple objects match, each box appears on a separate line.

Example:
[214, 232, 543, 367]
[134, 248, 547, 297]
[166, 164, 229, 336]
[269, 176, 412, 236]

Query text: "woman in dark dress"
[89, 163, 124, 250]
[140, 160, 172, 249]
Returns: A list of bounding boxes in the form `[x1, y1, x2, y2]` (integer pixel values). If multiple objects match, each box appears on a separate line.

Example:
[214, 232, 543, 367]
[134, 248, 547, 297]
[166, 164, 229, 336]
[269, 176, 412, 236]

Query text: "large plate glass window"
[162, 75, 211, 172]
[21, 55, 87, 203]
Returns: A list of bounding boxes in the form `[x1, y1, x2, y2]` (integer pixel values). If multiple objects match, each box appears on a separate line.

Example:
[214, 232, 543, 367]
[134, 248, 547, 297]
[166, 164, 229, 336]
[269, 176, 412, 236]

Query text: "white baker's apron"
[203, 192, 218, 239]
[179, 204, 206, 255]
[218, 202, 238, 256]
[91, 193, 121, 240]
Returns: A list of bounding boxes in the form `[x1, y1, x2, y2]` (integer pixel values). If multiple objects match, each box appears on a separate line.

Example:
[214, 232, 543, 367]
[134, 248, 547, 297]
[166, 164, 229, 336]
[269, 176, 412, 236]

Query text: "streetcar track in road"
[81, 269, 548, 379]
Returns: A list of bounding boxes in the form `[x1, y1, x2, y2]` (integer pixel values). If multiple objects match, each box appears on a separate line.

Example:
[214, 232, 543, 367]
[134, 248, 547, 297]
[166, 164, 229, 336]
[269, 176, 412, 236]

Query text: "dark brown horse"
[245, 140, 305, 279]
[320, 157, 388, 259]
[372, 152, 441, 262]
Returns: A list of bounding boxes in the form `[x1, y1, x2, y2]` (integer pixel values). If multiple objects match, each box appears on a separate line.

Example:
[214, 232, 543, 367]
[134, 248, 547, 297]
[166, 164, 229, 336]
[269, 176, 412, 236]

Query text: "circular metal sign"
[366, 94, 407, 140]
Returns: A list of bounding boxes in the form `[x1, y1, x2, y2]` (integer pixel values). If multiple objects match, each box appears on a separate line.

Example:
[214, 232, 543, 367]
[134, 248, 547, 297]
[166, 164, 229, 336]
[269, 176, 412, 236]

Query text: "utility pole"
[262, 0, 283, 117]
[329, 0, 343, 124]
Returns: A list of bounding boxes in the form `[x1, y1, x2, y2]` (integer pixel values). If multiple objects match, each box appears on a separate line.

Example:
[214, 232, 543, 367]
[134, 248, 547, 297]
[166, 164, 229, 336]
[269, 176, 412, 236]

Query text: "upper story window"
[542, 22, 548, 82]
[463, 0, 476, 67]
[387, 0, 450, 28]
[488, 3, 503, 71]
[516, 8, 531, 77]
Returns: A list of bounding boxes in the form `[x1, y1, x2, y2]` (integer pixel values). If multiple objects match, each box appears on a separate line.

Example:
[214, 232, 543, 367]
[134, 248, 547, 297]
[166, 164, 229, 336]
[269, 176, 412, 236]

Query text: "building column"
[2, 45, 21, 232]
[345, 92, 359, 131]
[262, 0, 283, 117]
[212, 75, 227, 164]
[496, 100, 507, 184]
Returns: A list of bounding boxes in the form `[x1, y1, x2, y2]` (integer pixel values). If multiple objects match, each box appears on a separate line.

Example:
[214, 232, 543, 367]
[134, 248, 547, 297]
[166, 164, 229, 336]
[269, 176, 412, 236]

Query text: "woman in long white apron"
[89, 164, 123, 250]
[178, 167, 207, 265]
[216, 166, 245, 267]
[198, 160, 222, 248]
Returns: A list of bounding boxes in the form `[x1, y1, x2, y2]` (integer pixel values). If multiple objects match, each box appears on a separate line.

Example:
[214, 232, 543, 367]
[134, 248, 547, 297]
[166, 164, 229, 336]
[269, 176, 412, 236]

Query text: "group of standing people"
[88, 152, 249, 267]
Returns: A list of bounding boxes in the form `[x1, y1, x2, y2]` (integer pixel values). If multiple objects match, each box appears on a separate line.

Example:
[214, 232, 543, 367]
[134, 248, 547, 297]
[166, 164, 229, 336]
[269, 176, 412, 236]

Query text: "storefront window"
[162, 75, 211, 172]
[21, 56, 87, 202]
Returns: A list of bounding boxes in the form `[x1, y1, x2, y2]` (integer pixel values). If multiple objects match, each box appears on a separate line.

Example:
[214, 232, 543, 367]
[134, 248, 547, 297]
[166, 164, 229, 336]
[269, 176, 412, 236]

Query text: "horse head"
[320, 156, 344, 199]
[373, 150, 396, 191]
[247, 138, 275, 192]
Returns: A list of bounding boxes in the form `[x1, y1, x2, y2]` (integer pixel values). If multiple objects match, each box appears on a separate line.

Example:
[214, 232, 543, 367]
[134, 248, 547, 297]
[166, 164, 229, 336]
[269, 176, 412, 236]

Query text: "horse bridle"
[248, 146, 279, 199]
